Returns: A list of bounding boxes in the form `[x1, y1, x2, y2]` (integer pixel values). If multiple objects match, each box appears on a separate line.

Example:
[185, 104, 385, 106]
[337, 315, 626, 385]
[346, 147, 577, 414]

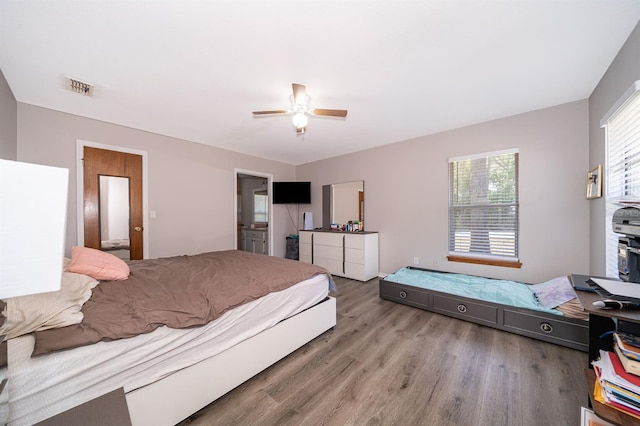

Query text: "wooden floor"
[179, 276, 588, 426]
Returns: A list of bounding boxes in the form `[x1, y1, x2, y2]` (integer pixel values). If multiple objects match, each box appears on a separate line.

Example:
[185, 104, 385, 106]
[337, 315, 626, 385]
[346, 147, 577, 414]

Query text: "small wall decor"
[587, 164, 603, 199]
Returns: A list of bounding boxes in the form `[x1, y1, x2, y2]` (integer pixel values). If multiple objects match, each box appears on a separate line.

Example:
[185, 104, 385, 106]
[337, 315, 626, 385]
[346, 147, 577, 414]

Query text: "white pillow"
[0, 271, 98, 339]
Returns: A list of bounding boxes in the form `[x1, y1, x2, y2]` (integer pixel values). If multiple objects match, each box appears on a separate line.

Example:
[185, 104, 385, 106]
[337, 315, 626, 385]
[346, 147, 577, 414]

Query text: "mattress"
[7, 273, 331, 426]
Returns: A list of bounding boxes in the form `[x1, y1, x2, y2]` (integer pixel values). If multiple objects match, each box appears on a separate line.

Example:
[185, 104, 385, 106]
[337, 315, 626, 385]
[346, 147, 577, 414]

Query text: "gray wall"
[297, 100, 590, 283]
[588, 21, 640, 276]
[0, 69, 17, 160]
[16, 104, 297, 258]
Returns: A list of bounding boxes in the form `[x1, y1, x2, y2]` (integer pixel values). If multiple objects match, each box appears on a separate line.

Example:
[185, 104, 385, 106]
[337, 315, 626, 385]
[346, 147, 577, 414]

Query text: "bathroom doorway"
[234, 169, 272, 255]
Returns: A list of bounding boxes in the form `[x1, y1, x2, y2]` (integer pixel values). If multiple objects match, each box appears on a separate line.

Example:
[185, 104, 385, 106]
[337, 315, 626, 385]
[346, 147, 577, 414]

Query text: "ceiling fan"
[252, 83, 348, 134]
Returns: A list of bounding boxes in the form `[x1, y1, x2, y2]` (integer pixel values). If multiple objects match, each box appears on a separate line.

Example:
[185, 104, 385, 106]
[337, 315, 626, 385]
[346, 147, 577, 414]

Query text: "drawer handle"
[457, 304, 467, 313]
[399, 290, 407, 299]
[540, 322, 553, 334]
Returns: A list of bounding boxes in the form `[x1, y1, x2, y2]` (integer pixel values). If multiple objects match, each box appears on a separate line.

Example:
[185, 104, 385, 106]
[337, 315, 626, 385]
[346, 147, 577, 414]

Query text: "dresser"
[299, 230, 378, 281]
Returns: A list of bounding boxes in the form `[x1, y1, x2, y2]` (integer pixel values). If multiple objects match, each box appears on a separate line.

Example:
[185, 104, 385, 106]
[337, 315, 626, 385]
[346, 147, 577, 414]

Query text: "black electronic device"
[272, 181, 311, 204]
[613, 206, 640, 283]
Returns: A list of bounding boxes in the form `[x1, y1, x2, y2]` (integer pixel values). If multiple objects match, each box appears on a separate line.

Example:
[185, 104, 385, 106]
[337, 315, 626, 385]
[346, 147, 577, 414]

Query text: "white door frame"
[234, 168, 273, 256]
[76, 140, 150, 259]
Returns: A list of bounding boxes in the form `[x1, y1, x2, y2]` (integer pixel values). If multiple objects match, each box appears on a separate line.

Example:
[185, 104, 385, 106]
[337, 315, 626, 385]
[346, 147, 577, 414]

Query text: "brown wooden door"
[83, 146, 144, 260]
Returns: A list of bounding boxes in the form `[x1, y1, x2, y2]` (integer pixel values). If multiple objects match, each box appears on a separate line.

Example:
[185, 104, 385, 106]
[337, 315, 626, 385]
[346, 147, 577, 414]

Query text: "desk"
[572, 274, 640, 425]
[572, 274, 640, 363]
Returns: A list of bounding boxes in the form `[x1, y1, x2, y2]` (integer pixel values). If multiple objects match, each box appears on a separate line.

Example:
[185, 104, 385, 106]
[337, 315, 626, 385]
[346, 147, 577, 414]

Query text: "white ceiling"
[2, 1, 640, 165]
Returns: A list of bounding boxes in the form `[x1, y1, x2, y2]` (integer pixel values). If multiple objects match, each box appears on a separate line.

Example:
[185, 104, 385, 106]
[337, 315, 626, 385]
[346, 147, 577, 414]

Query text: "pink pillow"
[66, 246, 130, 281]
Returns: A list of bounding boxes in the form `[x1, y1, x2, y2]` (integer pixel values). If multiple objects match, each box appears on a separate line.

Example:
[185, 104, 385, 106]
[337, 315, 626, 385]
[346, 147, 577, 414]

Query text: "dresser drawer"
[345, 262, 366, 281]
[344, 248, 364, 264]
[432, 294, 498, 326]
[313, 257, 342, 275]
[344, 234, 364, 250]
[299, 243, 312, 263]
[299, 231, 313, 244]
[502, 309, 588, 345]
[379, 281, 431, 310]
[242, 230, 266, 239]
[313, 232, 343, 247]
[314, 244, 342, 261]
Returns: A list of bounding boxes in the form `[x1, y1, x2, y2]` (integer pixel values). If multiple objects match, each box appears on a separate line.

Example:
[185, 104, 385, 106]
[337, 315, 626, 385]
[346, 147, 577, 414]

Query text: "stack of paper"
[593, 349, 640, 419]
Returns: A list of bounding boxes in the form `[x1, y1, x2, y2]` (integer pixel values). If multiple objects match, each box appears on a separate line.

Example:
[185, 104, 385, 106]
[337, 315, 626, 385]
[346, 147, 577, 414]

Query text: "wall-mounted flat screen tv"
[272, 181, 311, 204]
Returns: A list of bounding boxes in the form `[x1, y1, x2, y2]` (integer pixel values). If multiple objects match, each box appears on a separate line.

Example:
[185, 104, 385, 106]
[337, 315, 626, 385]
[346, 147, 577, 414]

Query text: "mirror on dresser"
[322, 181, 364, 229]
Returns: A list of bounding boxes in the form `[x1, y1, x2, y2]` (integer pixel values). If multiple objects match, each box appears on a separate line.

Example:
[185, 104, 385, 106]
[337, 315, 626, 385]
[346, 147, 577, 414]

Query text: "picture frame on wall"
[587, 164, 603, 199]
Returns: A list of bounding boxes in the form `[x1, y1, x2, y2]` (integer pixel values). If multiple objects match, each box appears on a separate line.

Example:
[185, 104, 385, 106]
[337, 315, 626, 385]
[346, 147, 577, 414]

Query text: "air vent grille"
[65, 76, 94, 96]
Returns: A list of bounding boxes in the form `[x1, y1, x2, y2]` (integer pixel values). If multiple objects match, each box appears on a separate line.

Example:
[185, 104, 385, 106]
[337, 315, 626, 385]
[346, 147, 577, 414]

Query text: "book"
[594, 368, 640, 420]
[614, 343, 640, 376]
[615, 332, 640, 361]
[594, 355, 640, 411]
[601, 380, 640, 410]
[581, 406, 615, 426]
[607, 350, 640, 387]
[617, 332, 640, 348]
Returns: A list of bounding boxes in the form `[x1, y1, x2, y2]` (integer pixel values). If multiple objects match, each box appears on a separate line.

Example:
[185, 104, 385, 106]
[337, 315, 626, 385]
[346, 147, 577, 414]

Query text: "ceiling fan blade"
[292, 83, 306, 105]
[252, 110, 289, 116]
[312, 108, 348, 118]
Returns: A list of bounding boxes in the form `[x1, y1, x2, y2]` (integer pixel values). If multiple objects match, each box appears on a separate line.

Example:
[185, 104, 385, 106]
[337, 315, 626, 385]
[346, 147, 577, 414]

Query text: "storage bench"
[379, 267, 588, 352]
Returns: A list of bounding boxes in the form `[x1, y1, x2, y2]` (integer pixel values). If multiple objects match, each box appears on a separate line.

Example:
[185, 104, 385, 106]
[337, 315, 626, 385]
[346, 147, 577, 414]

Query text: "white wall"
[0, 69, 17, 160]
[13, 88, 593, 283]
[588, 20, 640, 276]
[297, 100, 590, 283]
[16, 104, 297, 258]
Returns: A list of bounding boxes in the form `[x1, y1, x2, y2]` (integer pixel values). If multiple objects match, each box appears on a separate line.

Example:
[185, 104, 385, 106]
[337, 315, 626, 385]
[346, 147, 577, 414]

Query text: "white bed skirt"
[128, 296, 336, 425]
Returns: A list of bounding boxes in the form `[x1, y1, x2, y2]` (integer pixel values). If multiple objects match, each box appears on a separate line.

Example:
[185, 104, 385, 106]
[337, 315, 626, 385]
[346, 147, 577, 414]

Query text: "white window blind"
[448, 149, 519, 260]
[603, 81, 640, 277]
[253, 190, 268, 223]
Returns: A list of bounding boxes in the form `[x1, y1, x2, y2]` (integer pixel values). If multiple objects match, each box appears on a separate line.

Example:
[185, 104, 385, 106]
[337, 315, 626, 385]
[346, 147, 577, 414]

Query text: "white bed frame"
[126, 296, 336, 425]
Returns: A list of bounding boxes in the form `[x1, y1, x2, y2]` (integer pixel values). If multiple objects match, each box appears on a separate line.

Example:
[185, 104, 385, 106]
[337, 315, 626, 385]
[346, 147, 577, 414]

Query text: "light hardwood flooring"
[179, 276, 588, 426]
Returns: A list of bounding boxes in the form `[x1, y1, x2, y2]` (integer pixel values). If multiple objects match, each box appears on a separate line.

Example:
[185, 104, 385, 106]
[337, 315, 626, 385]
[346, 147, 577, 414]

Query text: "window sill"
[447, 255, 522, 269]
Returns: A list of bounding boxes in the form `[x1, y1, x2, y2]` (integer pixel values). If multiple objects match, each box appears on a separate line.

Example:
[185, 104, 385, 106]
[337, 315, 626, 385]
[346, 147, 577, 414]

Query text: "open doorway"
[235, 169, 272, 255]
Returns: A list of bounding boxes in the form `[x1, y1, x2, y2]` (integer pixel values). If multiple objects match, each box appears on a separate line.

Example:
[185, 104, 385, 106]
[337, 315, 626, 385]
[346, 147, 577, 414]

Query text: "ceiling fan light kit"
[253, 83, 347, 135]
[292, 112, 308, 132]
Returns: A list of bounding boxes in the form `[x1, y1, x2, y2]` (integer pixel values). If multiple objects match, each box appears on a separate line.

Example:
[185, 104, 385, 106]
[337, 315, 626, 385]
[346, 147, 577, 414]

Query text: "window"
[253, 189, 268, 223]
[602, 81, 640, 277]
[448, 149, 520, 267]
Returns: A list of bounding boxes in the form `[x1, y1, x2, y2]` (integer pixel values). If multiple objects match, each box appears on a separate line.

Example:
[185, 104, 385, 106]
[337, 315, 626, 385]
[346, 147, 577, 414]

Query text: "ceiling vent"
[64, 76, 94, 96]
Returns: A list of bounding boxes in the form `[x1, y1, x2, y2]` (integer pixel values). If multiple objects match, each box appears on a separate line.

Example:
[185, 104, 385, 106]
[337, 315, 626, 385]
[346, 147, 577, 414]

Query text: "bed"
[379, 266, 588, 352]
[3, 249, 337, 425]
